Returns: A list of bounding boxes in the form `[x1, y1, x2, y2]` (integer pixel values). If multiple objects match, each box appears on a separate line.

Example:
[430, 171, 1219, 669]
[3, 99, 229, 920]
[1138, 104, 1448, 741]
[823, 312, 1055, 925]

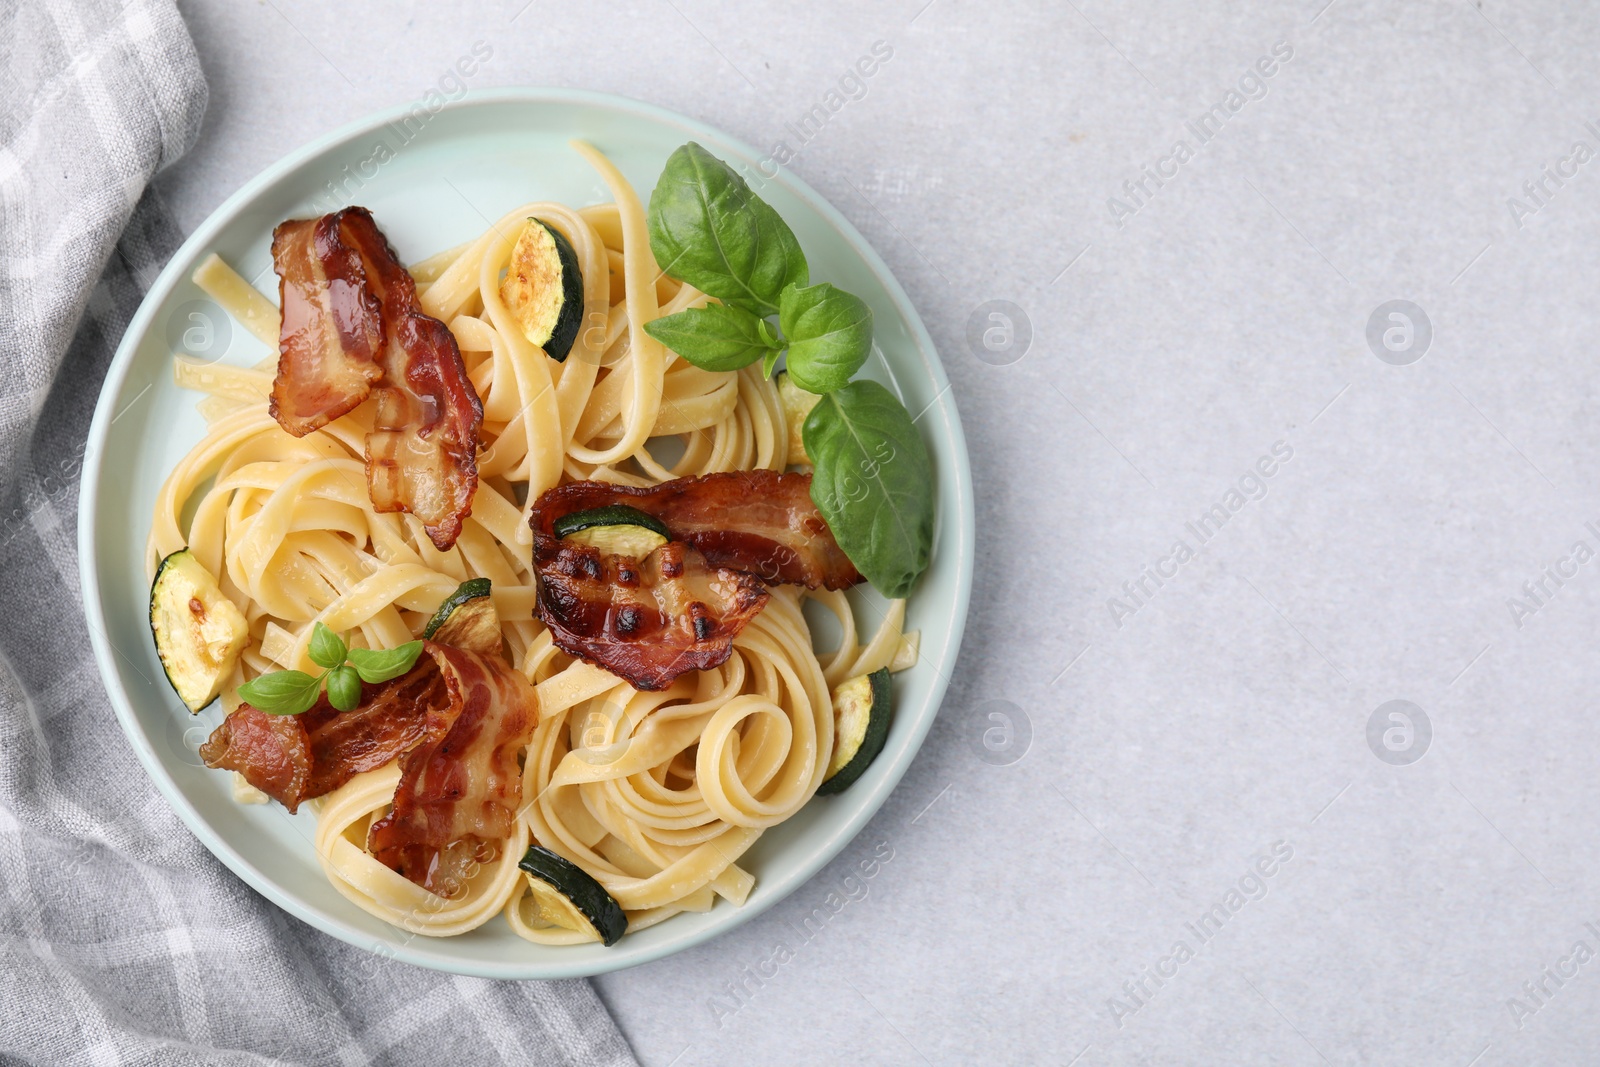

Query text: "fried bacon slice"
[269, 215, 384, 436]
[530, 470, 861, 590]
[199, 660, 440, 813]
[338, 210, 483, 550]
[534, 537, 769, 691]
[199, 705, 315, 809]
[366, 643, 538, 894]
[200, 643, 539, 896]
[269, 207, 483, 550]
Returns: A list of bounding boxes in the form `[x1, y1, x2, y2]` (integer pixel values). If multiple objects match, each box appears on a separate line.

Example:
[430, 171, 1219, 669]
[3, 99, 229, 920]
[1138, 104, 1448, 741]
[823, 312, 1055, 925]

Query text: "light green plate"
[78, 89, 972, 978]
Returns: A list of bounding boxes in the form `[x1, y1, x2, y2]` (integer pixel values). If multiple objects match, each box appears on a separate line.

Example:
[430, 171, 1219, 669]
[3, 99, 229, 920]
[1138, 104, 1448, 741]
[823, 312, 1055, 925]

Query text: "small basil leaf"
[802, 380, 935, 598]
[643, 304, 782, 372]
[325, 665, 362, 712]
[237, 670, 325, 716]
[647, 143, 808, 317]
[307, 621, 347, 670]
[762, 348, 782, 378]
[780, 282, 873, 395]
[346, 640, 426, 684]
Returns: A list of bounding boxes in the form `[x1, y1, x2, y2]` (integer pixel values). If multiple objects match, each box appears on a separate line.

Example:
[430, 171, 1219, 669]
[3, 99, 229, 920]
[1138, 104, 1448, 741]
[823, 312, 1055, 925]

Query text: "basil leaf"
[802, 380, 935, 598]
[643, 303, 782, 372]
[647, 142, 808, 317]
[307, 621, 347, 670]
[779, 282, 873, 394]
[346, 640, 425, 684]
[326, 665, 362, 712]
[237, 670, 324, 716]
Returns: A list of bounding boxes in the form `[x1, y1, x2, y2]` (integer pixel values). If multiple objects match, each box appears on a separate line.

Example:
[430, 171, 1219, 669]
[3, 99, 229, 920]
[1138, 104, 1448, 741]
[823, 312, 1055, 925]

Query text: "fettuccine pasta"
[148, 142, 915, 942]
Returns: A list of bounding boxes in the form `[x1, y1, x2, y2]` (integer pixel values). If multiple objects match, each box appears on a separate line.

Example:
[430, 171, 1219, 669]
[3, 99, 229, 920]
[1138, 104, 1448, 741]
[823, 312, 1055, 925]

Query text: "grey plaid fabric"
[0, 2, 637, 1064]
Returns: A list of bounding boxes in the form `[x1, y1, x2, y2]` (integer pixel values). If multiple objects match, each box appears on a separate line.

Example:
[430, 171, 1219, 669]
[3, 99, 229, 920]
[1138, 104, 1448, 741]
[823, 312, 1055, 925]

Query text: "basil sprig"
[236, 621, 424, 716]
[643, 142, 935, 598]
[643, 144, 875, 392]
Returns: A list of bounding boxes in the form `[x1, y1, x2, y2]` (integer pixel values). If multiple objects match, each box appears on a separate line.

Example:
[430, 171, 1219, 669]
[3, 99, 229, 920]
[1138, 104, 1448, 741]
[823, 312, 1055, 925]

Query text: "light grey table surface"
[156, 1, 1600, 1063]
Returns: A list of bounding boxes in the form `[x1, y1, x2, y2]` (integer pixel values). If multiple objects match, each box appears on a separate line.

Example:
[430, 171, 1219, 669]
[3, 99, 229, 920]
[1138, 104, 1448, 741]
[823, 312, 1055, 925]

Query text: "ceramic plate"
[78, 88, 972, 978]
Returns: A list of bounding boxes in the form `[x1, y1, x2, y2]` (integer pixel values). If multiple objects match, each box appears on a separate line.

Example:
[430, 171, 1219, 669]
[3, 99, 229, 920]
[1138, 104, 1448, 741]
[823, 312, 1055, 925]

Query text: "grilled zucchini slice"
[149, 550, 248, 713]
[816, 667, 892, 795]
[777, 371, 820, 465]
[421, 577, 502, 656]
[500, 218, 585, 361]
[553, 505, 670, 558]
[518, 845, 628, 946]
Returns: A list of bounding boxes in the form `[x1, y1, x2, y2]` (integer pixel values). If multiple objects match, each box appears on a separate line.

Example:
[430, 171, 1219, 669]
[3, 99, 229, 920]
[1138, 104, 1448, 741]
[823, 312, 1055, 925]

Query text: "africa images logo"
[1105, 440, 1294, 629]
[1106, 41, 1295, 228]
[705, 839, 895, 1028]
[1106, 841, 1295, 1029]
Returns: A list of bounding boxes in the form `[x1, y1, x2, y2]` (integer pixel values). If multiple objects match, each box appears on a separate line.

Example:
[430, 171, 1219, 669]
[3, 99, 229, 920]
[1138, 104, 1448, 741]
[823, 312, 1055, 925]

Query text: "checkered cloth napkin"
[0, 2, 637, 1063]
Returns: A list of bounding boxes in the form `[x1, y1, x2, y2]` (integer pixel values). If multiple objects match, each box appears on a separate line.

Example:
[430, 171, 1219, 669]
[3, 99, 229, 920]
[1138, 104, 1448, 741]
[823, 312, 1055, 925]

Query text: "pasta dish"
[144, 140, 935, 946]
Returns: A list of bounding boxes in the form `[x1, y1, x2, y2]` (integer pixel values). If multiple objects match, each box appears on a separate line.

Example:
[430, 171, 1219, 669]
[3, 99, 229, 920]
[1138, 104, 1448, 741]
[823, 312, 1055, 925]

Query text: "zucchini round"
[500, 218, 585, 361]
[816, 667, 892, 795]
[149, 549, 249, 713]
[553, 505, 670, 558]
[517, 845, 627, 946]
[421, 577, 502, 657]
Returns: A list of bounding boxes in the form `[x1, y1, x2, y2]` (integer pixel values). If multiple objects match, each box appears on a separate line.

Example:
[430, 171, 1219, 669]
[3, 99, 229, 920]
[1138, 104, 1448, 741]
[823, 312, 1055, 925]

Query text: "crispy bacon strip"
[200, 643, 539, 896]
[337, 210, 483, 550]
[534, 537, 769, 691]
[269, 214, 384, 436]
[367, 643, 538, 894]
[530, 470, 861, 590]
[200, 705, 314, 809]
[199, 662, 441, 813]
[269, 207, 483, 550]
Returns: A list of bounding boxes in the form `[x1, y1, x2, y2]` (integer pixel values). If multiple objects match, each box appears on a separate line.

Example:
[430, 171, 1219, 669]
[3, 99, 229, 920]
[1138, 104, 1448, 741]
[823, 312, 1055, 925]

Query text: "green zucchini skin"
[539, 221, 585, 363]
[518, 845, 628, 946]
[420, 577, 504, 658]
[816, 667, 893, 796]
[422, 577, 492, 640]
[551, 504, 671, 542]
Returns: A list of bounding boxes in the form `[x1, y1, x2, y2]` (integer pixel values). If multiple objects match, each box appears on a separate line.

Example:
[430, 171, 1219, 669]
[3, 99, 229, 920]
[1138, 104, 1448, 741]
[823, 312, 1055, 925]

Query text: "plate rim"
[77, 86, 973, 979]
